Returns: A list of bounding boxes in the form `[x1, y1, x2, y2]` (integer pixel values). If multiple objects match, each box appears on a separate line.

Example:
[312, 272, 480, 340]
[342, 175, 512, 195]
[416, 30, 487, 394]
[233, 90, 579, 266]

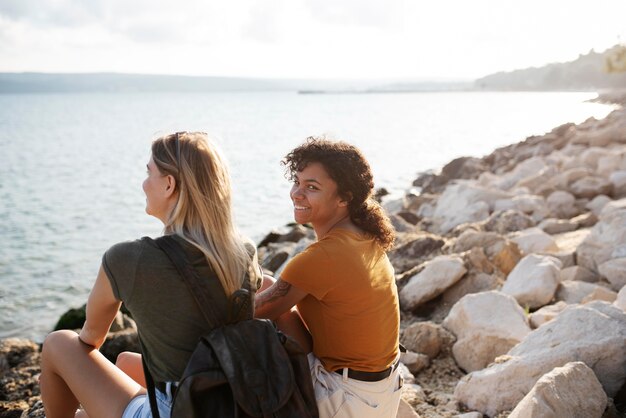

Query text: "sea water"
[0, 91, 613, 341]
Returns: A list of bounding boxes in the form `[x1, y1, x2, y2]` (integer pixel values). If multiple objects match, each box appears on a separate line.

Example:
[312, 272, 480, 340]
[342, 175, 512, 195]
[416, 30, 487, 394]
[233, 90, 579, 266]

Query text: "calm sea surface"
[0, 91, 613, 341]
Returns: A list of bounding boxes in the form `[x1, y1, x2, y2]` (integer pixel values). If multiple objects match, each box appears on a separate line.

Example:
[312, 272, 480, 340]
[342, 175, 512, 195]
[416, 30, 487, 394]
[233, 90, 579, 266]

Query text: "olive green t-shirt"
[102, 235, 255, 382]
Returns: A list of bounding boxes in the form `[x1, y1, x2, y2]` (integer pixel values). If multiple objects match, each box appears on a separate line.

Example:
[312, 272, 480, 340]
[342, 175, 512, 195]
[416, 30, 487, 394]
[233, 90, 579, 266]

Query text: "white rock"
[615, 286, 626, 312]
[515, 166, 557, 193]
[416, 202, 435, 218]
[507, 361, 607, 418]
[610, 170, 626, 198]
[581, 287, 618, 304]
[400, 351, 430, 375]
[576, 198, 626, 272]
[508, 227, 559, 255]
[598, 153, 622, 177]
[598, 257, 626, 291]
[559, 265, 598, 282]
[454, 302, 626, 416]
[383, 197, 406, 215]
[495, 195, 550, 222]
[553, 167, 591, 188]
[443, 291, 531, 372]
[553, 229, 591, 254]
[528, 301, 568, 328]
[400, 255, 467, 310]
[433, 182, 509, 233]
[599, 197, 626, 218]
[537, 218, 577, 235]
[494, 157, 548, 191]
[555, 281, 612, 304]
[585, 195, 612, 217]
[580, 147, 613, 171]
[502, 254, 562, 309]
[546, 190, 577, 219]
[570, 176, 613, 199]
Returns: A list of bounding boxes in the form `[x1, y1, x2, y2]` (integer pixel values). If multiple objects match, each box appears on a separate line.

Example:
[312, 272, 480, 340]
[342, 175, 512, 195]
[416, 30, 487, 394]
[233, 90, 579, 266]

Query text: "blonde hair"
[151, 132, 258, 296]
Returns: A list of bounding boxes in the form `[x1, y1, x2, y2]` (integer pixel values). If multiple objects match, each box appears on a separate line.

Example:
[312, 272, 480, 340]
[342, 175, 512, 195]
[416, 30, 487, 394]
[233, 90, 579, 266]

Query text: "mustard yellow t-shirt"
[280, 228, 399, 372]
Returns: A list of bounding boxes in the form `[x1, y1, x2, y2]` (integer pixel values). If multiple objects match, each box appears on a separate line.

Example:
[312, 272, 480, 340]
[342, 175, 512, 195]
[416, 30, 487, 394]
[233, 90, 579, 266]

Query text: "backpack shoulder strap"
[150, 235, 225, 327]
[140, 341, 161, 418]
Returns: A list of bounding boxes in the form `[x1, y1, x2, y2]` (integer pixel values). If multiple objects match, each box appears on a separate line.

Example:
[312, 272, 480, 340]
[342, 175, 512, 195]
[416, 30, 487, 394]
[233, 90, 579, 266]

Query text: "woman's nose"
[291, 186, 303, 199]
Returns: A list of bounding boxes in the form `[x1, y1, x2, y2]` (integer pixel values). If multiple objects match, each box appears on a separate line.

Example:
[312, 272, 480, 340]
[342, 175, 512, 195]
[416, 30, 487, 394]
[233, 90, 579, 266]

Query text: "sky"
[0, 0, 625, 80]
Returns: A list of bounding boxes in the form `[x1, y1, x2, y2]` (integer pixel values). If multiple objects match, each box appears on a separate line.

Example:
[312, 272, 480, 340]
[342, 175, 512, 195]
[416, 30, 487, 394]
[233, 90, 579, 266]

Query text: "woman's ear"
[339, 192, 352, 207]
[164, 175, 177, 197]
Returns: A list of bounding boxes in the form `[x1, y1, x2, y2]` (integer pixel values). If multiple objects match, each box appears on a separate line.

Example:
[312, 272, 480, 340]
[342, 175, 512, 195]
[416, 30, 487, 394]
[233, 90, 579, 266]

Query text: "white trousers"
[308, 353, 403, 418]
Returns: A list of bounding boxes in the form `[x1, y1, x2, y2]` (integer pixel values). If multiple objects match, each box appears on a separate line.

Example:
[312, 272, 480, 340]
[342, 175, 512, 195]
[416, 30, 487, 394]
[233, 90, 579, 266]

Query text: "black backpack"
[143, 236, 319, 418]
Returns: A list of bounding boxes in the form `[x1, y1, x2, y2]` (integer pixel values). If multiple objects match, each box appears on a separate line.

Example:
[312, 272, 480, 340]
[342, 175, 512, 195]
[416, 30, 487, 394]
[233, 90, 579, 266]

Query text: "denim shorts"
[122, 383, 175, 418]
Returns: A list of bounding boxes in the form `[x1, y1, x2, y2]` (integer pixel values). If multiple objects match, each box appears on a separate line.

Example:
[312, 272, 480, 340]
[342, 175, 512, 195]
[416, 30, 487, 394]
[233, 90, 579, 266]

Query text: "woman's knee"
[115, 351, 137, 369]
[42, 330, 78, 357]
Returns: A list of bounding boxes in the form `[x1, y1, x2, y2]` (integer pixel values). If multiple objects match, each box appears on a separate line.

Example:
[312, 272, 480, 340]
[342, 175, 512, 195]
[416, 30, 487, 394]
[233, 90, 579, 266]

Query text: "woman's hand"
[78, 265, 122, 349]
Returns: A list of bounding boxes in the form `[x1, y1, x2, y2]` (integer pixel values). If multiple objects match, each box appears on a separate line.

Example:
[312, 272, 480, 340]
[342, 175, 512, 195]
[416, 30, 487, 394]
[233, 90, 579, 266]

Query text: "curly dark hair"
[283, 137, 395, 251]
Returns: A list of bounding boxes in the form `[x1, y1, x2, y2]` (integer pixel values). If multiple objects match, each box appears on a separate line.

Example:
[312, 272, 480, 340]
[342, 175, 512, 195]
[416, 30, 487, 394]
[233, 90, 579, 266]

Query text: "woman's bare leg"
[40, 330, 145, 418]
[259, 275, 313, 353]
[116, 352, 146, 387]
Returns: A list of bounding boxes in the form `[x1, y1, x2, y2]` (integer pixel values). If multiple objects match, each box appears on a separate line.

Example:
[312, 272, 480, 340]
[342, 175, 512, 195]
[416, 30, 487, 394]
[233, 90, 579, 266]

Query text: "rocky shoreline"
[2, 92, 626, 418]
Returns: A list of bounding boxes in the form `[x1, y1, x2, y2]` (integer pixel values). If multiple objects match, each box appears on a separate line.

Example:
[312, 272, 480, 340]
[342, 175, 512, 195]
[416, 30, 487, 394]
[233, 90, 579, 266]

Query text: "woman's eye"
[307, 185, 318, 191]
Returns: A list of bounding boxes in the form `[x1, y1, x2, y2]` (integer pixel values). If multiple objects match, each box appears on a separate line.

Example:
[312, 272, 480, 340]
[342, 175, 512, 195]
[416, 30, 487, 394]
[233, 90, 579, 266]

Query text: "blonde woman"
[39, 132, 261, 418]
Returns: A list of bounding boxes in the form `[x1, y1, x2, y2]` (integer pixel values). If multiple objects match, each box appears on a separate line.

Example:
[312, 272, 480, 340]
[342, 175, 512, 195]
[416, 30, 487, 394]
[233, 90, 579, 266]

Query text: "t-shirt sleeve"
[101, 240, 145, 302]
[279, 242, 335, 300]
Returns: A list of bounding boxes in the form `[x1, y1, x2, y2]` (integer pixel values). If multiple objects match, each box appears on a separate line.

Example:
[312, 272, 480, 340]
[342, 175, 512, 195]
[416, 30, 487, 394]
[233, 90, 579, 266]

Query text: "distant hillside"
[475, 45, 626, 91]
[0, 73, 294, 93]
[0, 73, 472, 94]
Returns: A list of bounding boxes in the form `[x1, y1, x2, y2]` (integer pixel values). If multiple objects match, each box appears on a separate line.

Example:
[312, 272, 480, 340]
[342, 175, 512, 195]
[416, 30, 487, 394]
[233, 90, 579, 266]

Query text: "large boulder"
[443, 291, 531, 372]
[501, 254, 562, 309]
[388, 232, 446, 274]
[555, 281, 616, 304]
[401, 321, 448, 359]
[495, 195, 549, 223]
[615, 286, 626, 312]
[570, 176, 613, 199]
[432, 182, 511, 233]
[492, 157, 549, 191]
[559, 265, 598, 283]
[482, 210, 535, 234]
[454, 302, 626, 417]
[452, 230, 522, 275]
[610, 170, 626, 198]
[528, 301, 568, 329]
[585, 195, 611, 217]
[399, 255, 467, 310]
[546, 190, 578, 219]
[442, 272, 501, 306]
[508, 362, 607, 418]
[598, 257, 626, 291]
[508, 227, 559, 255]
[537, 218, 578, 235]
[576, 198, 626, 272]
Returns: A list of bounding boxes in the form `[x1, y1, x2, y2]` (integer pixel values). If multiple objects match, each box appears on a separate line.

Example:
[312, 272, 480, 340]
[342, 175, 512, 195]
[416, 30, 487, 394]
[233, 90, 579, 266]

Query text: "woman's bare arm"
[78, 265, 122, 349]
[255, 277, 307, 320]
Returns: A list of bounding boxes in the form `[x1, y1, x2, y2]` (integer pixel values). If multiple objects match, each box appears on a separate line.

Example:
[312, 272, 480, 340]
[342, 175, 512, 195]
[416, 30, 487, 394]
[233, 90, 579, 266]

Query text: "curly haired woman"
[255, 137, 402, 418]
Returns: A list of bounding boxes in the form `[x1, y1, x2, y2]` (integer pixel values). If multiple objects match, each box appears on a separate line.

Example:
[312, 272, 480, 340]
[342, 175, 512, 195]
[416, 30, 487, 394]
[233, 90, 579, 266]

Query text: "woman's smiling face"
[290, 162, 346, 231]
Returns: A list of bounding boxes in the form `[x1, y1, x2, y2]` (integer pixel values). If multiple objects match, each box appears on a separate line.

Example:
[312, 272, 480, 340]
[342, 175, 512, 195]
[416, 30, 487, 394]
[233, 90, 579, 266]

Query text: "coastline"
[2, 91, 626, 417]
